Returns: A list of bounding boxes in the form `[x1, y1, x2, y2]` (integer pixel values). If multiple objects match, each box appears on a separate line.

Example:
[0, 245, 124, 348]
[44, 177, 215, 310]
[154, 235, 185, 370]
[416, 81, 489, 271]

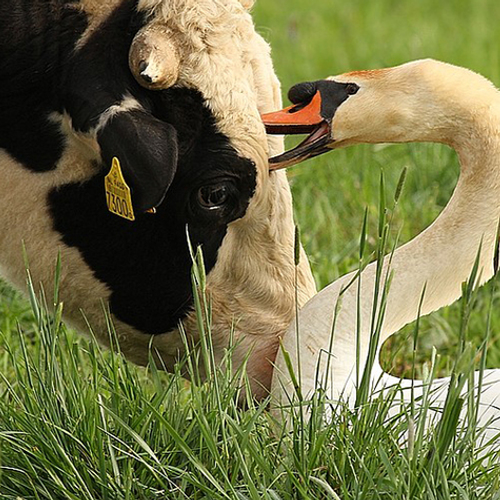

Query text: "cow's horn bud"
[129, 25, 180, 90]
[239, 0, 255, 9]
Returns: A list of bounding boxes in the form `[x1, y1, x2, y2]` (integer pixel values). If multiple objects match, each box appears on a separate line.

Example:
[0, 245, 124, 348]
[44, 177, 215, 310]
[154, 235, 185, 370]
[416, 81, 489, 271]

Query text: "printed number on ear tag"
[104, 157, 136, 221]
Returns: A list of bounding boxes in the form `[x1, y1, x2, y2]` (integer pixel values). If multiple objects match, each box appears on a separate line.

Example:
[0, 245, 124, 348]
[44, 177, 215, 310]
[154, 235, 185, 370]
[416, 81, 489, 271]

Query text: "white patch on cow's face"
[49, 112, 101, 170]
[94, 95, 144, 132]
[136, 0, 317, 398]
[137, 0, 288, 200]
[0, 148, 108, 326]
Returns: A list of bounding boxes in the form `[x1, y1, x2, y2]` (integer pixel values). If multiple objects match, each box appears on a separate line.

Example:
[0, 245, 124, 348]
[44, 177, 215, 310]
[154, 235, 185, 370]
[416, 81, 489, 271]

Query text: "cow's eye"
[197, 183, 231, 210]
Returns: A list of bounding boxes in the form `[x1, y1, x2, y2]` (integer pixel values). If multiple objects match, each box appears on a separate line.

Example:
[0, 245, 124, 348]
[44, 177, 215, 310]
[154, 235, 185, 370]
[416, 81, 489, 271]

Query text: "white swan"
[262, 59, 500, 443]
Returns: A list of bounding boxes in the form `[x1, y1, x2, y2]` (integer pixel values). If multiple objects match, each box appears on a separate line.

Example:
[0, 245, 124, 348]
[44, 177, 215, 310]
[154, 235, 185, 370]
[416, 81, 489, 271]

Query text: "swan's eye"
[345, 83, 360, 95]
[197, 184, 231, 210]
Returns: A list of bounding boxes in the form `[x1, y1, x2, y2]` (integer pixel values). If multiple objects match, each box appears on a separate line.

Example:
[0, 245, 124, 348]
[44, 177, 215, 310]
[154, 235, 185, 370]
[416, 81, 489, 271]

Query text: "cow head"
[0, 0, 316, 400]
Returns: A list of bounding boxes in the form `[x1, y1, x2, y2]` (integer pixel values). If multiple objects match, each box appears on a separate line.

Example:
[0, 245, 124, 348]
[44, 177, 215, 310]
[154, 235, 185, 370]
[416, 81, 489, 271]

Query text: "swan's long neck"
[272, 69, 500, 402]
[334, 126, 500, 397]
[382, 137, 500, 339]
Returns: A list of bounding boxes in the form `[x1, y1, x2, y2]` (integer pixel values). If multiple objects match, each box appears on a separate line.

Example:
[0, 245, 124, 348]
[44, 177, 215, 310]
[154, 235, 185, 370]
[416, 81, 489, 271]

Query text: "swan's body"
[267, 60, 500, 440]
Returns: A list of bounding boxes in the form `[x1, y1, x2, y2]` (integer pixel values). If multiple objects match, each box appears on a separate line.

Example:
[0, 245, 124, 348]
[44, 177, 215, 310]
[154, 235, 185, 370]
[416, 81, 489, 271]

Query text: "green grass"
[2, 0, 500, 497]
[1, 251, 500, 498]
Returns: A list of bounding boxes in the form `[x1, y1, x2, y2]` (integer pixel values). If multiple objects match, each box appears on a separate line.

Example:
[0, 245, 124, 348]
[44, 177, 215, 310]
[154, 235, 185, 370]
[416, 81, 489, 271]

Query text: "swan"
[262, 59, 500, 443]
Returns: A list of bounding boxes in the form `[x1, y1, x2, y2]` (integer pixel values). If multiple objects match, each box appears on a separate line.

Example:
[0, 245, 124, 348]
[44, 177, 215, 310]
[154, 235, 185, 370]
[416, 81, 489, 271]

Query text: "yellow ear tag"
[104, 157, 135, 221]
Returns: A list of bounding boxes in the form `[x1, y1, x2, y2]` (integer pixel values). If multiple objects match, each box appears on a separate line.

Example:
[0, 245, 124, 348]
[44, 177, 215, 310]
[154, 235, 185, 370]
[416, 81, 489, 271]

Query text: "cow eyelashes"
[191, 181, 240, 215]
[197, 184, 231, 210]
[188, 176, 253, 226]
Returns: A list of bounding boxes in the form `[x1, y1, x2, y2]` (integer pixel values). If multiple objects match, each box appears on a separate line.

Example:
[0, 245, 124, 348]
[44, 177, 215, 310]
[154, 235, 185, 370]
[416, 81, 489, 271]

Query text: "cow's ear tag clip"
[104, 157, 136, 221]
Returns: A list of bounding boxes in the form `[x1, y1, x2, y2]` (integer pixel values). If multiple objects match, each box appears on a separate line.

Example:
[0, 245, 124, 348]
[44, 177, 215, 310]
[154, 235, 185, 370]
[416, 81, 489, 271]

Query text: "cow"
[0, 0, 316, 399]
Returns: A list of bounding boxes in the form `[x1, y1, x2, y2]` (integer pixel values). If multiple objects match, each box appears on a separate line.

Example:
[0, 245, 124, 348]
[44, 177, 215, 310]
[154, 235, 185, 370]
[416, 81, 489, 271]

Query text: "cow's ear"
[238, 0, 255, 9]
[97, 110, 178, 213]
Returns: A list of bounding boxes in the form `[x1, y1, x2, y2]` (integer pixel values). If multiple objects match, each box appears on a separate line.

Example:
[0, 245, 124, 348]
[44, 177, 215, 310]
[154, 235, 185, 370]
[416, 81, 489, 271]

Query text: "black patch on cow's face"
[49, 89, 257, 335]
[63, 0, 180, 212]
[0, 0, 147, 172]
[63, 0, 145, 133]
[0, 0, 88, 171]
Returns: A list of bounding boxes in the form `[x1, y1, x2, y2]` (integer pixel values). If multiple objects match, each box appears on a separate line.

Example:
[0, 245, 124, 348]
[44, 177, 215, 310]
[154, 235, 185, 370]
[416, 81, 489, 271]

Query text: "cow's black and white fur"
[0, 0, 316, 398]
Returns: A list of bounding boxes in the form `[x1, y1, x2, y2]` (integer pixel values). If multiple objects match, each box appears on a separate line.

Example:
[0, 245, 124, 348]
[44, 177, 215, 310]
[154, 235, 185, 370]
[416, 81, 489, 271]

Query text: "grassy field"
[2, 0, 500, 497]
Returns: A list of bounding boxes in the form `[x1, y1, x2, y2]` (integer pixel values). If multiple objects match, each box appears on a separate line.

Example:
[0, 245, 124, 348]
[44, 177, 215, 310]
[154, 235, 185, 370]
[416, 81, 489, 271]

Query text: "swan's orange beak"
[262, 91, 324, 135]
[262, 91, 331, 170]
[262, 80, 359, 170]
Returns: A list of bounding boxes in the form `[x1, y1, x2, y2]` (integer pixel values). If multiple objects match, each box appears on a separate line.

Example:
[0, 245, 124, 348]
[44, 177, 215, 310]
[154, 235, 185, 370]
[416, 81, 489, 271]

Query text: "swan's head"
[263, 59, 497, 169]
